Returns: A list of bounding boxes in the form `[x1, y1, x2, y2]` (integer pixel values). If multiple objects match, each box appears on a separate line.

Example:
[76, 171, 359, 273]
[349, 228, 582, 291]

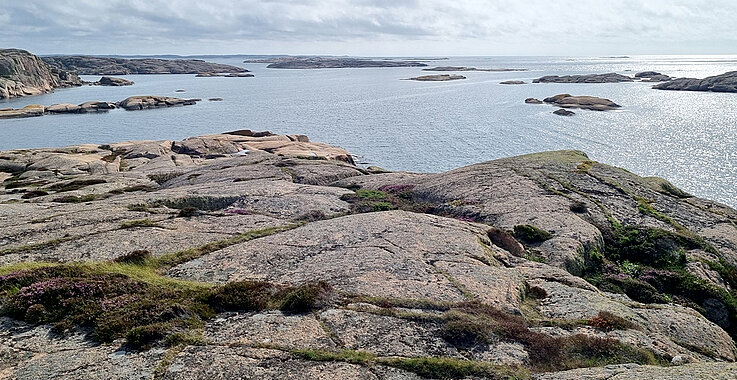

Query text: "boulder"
[78, 101, 117, 113]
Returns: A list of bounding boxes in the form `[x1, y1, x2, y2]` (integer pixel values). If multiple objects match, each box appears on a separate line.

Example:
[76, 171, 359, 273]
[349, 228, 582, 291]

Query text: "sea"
[0, 55, 735, 208]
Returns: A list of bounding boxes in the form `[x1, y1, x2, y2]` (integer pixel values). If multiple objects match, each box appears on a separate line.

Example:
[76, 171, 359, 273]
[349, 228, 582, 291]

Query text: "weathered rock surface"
[424, 66, 527, 72]
[405, 74, 466, 82]
[543, 94, 621, 111]
[42, 56, 248, 75]
[94, 76, 134, 86]
[0, 49, 82, 99]
[1, 135, 737, 379]
[245, 56, 428, 69]
[534, 73, 634, 83]
[653, 71, 737, 92]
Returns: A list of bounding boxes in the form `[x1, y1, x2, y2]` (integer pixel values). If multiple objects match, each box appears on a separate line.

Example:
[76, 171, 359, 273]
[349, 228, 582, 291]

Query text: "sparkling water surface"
[0, 55, 735, 207]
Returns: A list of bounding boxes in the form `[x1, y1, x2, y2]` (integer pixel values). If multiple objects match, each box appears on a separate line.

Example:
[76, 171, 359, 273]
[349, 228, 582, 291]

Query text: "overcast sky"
[2, 0, 736, 56]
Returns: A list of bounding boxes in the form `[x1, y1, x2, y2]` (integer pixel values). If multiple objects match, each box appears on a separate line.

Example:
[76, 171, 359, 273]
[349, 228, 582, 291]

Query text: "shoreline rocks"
[405, 74, 466, 81]
[0, 49, 83, 100]
[653, 71, 737, 92]
[0, 96, 200, 119]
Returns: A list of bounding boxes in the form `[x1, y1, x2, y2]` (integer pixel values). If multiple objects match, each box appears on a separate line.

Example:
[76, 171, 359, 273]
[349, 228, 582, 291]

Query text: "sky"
[1, 0, 736, 56]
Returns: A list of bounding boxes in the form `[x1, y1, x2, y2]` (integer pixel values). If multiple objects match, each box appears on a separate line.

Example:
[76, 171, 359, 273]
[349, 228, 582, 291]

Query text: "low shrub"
[513, 225, 553, 244]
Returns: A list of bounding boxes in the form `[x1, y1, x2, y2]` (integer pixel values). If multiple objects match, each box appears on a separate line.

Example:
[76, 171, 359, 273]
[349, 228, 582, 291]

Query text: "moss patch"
[513, 225, 552, 244]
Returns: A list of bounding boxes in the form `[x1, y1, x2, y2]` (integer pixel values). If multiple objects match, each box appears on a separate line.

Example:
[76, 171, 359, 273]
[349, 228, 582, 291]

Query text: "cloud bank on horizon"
[1, 0, 736, 56]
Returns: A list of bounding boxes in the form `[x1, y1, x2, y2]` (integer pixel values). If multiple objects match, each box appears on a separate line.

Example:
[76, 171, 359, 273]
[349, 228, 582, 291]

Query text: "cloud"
[1, 0, 736, 55]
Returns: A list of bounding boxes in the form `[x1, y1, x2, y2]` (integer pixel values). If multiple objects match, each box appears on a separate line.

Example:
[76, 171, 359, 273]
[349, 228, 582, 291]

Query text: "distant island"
[423, 66, 528, 72]
[244, 56, 428, 69]
[42, 55, 248, 75]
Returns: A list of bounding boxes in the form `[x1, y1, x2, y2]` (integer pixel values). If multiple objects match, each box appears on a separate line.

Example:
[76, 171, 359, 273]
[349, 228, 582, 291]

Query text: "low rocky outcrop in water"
[42, 56, 249, 75]
[94, 76, 134, 86]
[195, 72, 254, 77]
[525, 98, 543, 104]
[553, 108, 575, 116]
[245, 56, 428, 69]
[534, 73, 634, 83]
[0, 96, 199, 119]
[635, 71, 672, 82]
[653, 71, 737, 92]
[406, 74, 466, 81]
[0, 49, 83, 99]
[423, 66, 528, 72]
[1, 133, 736, 379]
[542, 94, 621, 111]
[500, 80, 526, 85]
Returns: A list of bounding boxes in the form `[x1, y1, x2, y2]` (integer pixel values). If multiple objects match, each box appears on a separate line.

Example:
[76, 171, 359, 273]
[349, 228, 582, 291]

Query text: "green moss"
[513, 225, 552, 244]
[379, 357, 530, 379]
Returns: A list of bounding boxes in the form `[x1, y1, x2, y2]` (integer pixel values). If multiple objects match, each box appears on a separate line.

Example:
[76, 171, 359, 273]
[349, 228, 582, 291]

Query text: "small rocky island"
[0, 96, 200, 119]
[0, 49, 82, 99]
[1, 131, 736, 379]
[406, 74, 466, 81]
[533, 72, 673, 84]
[653, 71, 737, 93]
[244, 56, 428, 69]
[42, 56, 248, 75]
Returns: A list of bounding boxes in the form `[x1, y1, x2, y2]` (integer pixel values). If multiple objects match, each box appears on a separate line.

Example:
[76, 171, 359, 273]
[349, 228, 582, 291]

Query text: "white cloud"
[1, 0, 736, 55]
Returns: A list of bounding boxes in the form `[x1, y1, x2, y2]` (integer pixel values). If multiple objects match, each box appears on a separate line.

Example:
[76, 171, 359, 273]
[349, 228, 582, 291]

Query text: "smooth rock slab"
[169, 211, 524, 311]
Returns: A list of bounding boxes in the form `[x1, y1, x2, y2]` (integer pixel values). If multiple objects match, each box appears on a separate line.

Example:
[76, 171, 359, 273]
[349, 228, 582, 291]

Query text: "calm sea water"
[1, 56, 736, 208]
